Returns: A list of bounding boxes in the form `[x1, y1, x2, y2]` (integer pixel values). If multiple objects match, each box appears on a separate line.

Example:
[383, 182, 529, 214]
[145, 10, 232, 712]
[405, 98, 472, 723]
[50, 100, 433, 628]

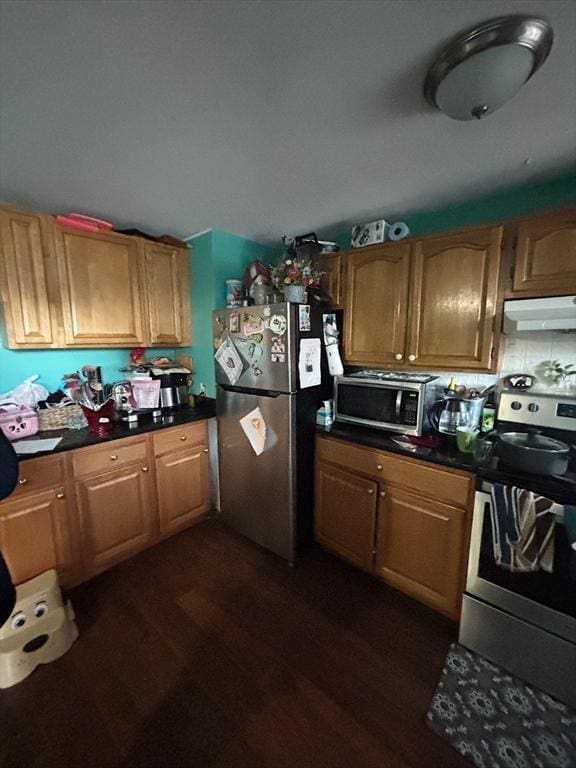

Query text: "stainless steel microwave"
[334, 371, 438, 436]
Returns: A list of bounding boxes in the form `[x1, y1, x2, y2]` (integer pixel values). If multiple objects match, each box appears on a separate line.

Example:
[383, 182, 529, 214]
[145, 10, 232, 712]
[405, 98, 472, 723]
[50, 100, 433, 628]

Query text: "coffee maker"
[151, 369, 190, 409]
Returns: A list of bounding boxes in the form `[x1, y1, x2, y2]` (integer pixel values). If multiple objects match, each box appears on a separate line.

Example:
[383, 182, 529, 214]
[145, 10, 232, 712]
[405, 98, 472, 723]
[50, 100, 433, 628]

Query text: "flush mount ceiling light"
[424, 16, 553, 121]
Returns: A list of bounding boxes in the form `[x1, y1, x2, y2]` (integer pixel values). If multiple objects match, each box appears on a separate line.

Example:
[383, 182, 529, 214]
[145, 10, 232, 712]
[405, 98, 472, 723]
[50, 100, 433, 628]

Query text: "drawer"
[11, 454, 64, 498]
[72, 438, 148, 478]
[153, 421, 208, 457]
[316, 435, 472, 509]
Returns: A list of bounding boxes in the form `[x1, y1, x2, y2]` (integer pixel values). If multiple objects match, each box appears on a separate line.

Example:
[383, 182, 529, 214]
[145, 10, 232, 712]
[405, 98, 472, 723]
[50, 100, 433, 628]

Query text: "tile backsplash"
[424, 331, 576, 395]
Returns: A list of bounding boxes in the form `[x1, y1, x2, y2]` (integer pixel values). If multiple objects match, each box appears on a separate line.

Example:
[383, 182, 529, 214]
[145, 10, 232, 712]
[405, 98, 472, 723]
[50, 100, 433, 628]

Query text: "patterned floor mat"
[427, 643, 576, 768]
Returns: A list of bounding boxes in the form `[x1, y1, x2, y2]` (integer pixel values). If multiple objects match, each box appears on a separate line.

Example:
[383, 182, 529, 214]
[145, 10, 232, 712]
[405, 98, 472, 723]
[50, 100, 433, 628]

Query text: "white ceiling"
[1, 0, 575, 245]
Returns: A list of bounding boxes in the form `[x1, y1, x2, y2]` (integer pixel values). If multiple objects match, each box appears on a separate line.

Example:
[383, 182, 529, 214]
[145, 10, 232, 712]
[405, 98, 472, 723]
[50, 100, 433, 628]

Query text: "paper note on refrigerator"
[323, 313, 344, 376]
[298, 338, 321, 389]
[239, 407, 267, 456]
[215, 336, 243, 386]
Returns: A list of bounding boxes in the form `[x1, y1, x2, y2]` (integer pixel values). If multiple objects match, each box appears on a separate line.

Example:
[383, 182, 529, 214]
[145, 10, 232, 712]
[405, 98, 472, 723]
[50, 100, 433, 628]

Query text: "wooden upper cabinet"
[0, 206, 55, 347]
[510, 209, 576, 297]
[317, 252, 343, 307]
[344, 243, 412, 366]
[54, 226, 146, 346]
[143, 242, 192, 346]
[407, 226, 503, 370]
[314, 461, 377, 571]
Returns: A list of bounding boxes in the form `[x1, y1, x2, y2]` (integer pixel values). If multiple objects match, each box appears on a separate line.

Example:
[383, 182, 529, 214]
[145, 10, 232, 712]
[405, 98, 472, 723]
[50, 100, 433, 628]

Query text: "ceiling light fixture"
[424, 16, 553, 121]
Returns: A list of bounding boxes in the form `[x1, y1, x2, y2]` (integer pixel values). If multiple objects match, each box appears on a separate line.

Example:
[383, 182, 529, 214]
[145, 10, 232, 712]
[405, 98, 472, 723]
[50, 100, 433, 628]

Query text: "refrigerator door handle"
[218, 384, 283, 398]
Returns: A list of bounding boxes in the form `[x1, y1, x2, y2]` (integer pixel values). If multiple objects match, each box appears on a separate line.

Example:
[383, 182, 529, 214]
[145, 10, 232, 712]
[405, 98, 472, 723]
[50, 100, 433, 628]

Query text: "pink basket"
[0, 404, 39, 441]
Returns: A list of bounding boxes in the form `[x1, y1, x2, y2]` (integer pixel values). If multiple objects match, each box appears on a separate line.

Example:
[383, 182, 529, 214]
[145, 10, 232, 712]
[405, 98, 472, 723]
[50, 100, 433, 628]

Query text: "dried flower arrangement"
[270, 255, 324, 288]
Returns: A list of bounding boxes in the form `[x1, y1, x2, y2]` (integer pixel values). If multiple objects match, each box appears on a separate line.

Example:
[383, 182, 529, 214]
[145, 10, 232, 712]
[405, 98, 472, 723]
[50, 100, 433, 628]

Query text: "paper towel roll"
[388, 222, 410, 241]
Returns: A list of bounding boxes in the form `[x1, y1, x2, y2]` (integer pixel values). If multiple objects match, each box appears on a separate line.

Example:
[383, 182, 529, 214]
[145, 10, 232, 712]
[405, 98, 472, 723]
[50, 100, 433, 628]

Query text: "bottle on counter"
[316, 400, 334, 428]
[481, 406, 495, 433]
[481, 393, 496, 433]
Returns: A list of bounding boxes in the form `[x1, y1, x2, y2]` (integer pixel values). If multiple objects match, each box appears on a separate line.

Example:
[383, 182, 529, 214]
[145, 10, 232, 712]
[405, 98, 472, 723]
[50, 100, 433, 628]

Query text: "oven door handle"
[466, 490, 493, 589]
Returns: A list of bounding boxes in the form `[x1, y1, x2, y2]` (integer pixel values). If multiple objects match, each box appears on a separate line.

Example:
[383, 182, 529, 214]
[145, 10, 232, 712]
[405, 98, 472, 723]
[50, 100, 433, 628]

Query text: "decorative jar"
[283, 284, 307, 303]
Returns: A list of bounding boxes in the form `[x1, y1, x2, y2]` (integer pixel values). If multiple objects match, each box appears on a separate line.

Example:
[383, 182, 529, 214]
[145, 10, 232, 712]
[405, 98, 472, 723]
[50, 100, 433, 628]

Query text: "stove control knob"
[527, 402, 539, 413]
[511, 401, 522, 410]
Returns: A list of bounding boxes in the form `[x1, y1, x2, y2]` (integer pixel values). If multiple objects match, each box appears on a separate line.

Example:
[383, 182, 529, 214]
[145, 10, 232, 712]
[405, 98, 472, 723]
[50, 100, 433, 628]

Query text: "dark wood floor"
[1, 520, 470, 768]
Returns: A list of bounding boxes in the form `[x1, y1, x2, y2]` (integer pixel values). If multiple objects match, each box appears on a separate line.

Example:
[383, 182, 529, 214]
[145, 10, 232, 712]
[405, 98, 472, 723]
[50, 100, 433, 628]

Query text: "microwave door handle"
[395, 390, 402, 420]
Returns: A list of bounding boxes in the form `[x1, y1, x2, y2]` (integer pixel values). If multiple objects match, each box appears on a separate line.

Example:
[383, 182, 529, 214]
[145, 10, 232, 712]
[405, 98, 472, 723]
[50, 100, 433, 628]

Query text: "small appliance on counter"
[428, 394, 486, 436]
[333, 370, 438, 436]
[150, 368, 191, 409]
[111, 381, 136, 412]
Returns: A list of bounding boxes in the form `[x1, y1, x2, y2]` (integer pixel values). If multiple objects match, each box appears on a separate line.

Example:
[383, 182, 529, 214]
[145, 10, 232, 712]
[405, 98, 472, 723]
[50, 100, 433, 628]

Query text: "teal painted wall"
[188, 231, 215, 398]
[187, 229, 278, 398]
[0, 342, 178, 394]
[326, 169, 576, 248]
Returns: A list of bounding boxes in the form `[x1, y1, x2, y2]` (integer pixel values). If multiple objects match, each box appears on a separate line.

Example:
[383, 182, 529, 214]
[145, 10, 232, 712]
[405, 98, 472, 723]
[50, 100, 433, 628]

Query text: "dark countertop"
[17, 399, 216, 462]
[316, 422, 477, 473]
[317, 422, 576, 504]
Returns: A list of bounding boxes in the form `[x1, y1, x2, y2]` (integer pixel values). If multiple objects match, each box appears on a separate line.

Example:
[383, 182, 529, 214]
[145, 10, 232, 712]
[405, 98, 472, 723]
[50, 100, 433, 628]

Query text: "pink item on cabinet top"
[55, 215, 99, 232]
[0, 404, 39, 441]
[67, 213, 113, 230]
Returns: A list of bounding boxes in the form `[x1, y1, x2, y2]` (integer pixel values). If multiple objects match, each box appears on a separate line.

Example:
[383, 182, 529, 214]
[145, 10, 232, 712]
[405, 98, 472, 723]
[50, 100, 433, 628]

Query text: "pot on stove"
[496, 428, 570, 476]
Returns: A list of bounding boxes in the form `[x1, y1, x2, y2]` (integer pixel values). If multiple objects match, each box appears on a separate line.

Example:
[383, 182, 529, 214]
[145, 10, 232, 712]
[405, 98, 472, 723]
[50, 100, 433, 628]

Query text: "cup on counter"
[456, 426, 478, 454]
[473, 436, 494, 463]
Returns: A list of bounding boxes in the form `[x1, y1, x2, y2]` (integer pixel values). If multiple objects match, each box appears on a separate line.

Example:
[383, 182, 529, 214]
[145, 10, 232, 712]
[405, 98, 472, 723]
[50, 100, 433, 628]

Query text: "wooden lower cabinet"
[314, 435, 473, 619]
[0, 486, 74, 585]
[76, 463, 154, 574]
[314, 462, 377, 571]
[374, 488, 469, 618]
[155, 446, 210, 536]
[0, 421, 213, 587]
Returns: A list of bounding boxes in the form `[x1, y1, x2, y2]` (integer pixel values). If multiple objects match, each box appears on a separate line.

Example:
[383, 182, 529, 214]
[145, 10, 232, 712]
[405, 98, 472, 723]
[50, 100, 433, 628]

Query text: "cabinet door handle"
[141, 467, 149, 472]
[56, 493, 65, 500]
[380, 491, 386, 498]
[110, 454, 118, 461]
[395, 353, 403, 360]
[180, 436, 188, 441]
[18, 478, 28, 485]
[367, 488, 374, 495]
[376, 464, 383, 471]
[203, 448, 209, 453]
[408, 354, 416, 362]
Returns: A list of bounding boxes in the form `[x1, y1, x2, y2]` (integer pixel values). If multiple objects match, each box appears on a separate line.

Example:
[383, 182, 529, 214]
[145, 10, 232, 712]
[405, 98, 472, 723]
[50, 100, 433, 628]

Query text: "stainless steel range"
[459, 391, 576, 708]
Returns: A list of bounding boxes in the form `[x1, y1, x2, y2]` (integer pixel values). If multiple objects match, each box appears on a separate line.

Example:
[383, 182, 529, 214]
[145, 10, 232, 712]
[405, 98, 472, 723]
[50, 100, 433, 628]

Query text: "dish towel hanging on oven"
[489, 484, 556, 572]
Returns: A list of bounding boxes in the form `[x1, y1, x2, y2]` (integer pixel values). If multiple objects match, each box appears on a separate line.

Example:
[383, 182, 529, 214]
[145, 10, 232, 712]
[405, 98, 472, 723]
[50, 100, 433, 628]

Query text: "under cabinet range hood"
[503, 296, 576, 332]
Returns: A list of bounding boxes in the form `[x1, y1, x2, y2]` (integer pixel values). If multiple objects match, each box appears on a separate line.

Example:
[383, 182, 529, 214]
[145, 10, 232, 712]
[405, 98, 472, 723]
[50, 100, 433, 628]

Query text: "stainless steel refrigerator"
[213, 302, 339, 563]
